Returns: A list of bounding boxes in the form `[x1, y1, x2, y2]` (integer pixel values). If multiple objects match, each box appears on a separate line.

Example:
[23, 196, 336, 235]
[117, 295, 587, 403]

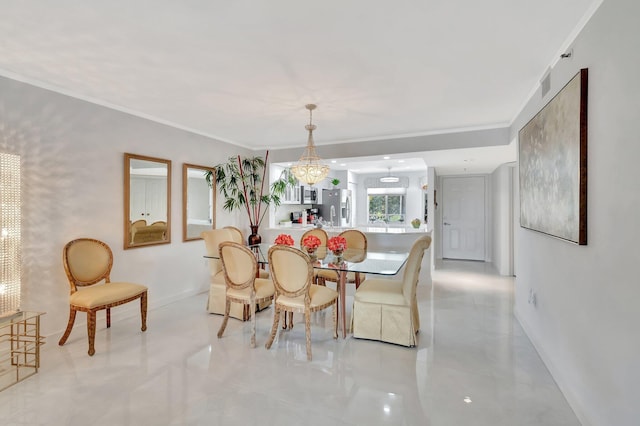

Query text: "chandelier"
[290, 104, 330, 186]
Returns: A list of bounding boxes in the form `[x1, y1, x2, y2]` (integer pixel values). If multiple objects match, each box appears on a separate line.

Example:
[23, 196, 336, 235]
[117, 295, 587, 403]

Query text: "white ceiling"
[0, 0, 599, 173]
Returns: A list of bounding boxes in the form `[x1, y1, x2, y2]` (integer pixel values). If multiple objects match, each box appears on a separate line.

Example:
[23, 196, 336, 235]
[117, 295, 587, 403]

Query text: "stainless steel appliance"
[319, 189, 352, 227]
[300, 186, 318, 204]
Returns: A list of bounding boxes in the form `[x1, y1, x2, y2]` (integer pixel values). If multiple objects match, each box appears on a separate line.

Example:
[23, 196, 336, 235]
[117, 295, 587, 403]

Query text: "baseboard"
[514, 308, 592, 426]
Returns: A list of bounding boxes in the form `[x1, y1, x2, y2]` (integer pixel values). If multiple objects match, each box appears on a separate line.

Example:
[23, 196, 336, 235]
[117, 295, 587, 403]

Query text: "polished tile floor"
[0, 260, 579, 425]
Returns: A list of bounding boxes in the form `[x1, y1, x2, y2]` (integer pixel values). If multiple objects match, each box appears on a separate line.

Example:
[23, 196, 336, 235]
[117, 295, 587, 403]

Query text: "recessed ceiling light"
[331, 160, 337, 163]
[463, 396, 472, 404]
[383, 156, 390, 160]
[398, 159, 405, 163]
[286, 163, 292, 166]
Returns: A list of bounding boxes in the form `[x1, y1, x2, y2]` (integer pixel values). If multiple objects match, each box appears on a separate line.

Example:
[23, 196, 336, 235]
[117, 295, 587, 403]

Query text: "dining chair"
[217, 241, 275, 348]
[266, 245, 338, 361]
[202, 229, 270, 320]
[300, 227, 328, 285]
[58, 238, 148, 356]
[300, 228, 328, 247]
[316, 229, 368, 289]
[351, 235, 431, 347]
[129, 219, 147, 243]
[224, 225, 269, 279]
[223, 226, 245, 244]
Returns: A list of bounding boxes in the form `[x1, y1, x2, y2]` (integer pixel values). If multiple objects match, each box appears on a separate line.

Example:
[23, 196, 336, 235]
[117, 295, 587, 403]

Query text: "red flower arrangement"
[274, 234, 294, 246]
[327, 236, 347, 252]
[302, 235, 322, 250]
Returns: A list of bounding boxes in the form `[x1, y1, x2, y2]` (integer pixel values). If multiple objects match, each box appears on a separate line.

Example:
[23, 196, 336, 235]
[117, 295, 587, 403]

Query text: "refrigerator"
[318, 189, 352, 227]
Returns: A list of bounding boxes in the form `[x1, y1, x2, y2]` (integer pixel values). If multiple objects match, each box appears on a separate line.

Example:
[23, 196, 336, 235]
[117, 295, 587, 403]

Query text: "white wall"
[491, 163, 515, 275]
[511, 1, 639, 424]
[0, 76, 251, 337]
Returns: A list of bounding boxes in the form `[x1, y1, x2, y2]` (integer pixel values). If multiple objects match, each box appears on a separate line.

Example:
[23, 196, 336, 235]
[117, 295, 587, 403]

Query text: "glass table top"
[207, 244, 409, 277]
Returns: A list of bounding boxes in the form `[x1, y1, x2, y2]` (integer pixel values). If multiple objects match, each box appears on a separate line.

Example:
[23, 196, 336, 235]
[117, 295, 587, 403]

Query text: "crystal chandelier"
[290, 104, 329, 186]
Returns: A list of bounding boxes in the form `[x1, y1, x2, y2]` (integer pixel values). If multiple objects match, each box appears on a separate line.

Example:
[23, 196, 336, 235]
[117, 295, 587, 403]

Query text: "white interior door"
[442, 176, 486, 260]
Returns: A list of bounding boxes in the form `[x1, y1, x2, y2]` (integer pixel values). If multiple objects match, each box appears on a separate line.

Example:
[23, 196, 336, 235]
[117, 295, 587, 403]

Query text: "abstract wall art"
[519, 68, 588, 245]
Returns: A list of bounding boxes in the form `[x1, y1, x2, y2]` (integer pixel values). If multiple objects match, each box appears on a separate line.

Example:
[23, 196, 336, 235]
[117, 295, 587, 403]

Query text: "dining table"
[239, 244, 410, 338]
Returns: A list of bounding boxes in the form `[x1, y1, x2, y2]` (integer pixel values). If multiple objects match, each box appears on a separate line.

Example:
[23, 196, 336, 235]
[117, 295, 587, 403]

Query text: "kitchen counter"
[265, 225, 431, 254]
[263, 225, 432, 283]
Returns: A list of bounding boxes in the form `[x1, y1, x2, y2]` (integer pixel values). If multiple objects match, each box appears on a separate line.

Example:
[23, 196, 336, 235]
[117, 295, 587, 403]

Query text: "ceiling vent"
[540, 71, 551, 98]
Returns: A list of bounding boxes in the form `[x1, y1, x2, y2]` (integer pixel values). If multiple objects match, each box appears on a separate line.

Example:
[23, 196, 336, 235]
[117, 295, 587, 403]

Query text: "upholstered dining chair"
[202, 229, 270, 321]
[266, 245, 338, 361]
[316, 229, 368, 289]
[217, 241, 275, 348]
[351, 235, 431, 347]
[300, 228, 328, 247]
[223, 226, 245, 244]
[299, 227, 328, 285]
[224, 225, 269, 279]
[130, 219, 147, 243]
[59, 238, 148, 356]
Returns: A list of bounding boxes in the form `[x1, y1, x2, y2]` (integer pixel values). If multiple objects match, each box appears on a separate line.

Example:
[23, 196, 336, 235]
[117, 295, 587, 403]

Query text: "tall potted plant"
[206, 151, 295, 244]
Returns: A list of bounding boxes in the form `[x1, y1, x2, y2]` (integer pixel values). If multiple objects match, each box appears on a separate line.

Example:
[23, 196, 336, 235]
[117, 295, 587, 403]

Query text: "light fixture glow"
[0, 153, 21, 318]
[290, 104, 330, 186]
[463, 396, 472, 404]
[380, 167, 400, 183]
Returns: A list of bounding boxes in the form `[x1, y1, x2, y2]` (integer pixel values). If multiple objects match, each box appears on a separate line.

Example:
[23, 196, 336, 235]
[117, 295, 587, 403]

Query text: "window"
[367, 188, 406, 224]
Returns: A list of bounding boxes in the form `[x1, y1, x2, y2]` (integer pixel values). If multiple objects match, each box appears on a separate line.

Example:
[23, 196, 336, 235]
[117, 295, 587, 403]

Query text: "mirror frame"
[182, 163, 216, 241]
[124, 153, 172, 249]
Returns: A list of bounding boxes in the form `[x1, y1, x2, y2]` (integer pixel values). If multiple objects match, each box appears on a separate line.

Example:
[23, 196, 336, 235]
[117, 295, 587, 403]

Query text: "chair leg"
[332, 301, 338, 339]
[265, 306, 280, 350]
[106, 307, 111, 328]
[304, 308, 312, 361]
[283, 311, 294, 330]
[58, 307, 77, 346]
[250, 296, 256, 348]
[141, 292, 148, 332]
[87, 310, 97, 356]
[355, 274, 361, 289]
[217, 299, 231, 338]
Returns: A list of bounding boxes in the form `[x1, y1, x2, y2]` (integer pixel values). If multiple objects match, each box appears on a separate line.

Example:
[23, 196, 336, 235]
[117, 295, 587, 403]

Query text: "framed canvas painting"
[519, 68, 588, 245]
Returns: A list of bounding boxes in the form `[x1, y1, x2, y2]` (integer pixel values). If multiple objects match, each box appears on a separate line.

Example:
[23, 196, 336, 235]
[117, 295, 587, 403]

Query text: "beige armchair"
[217, 242, 275, 347]
[266, 245, 338, 361]
[58, 238, 148, 356]
[202, 229, 270, 320]
[351, 235, 431, 347]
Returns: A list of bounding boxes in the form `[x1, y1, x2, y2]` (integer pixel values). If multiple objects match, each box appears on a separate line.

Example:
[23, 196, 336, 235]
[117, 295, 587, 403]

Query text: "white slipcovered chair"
[265, 245, 338, 361]
[202, 228, 270, 320]
[351, 235, 431, 347]
[217, 241, 275, 348]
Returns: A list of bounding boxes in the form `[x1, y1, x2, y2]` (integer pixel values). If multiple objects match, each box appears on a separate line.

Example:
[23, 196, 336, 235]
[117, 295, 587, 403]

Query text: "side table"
[0, 311, 45, 391]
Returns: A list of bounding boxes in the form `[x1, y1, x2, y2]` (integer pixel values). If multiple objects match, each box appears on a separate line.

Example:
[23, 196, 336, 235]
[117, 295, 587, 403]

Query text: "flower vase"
[332, 249, 343, 262]
[248, 225, 262, 245]
[305, 247, 317, 260]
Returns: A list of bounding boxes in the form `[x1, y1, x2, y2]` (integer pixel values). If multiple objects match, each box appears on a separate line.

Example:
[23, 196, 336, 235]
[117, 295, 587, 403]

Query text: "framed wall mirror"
[124, 153, 171, 249]
[183, 163, 216, 241]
